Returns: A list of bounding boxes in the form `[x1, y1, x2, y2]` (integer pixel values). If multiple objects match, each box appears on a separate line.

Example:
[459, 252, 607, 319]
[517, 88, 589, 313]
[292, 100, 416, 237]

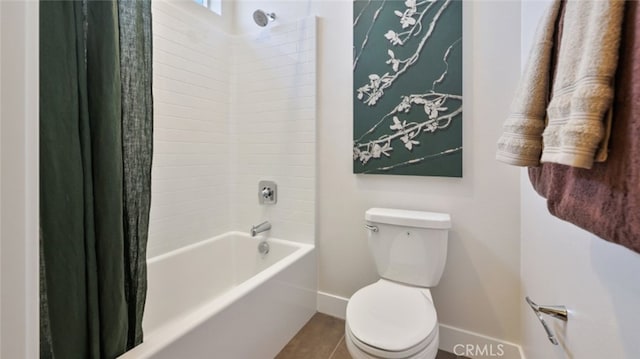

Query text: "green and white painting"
[353, 0, 462, 177]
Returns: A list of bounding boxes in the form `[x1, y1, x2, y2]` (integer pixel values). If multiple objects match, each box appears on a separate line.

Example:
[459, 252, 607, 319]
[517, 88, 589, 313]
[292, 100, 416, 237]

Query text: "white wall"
[149, 1, 233, 256]
[520, 2, 640, 358]
[0, 5, 3, 352]
[521, 176, 640, 359]
[233, 0, 523, 346]
[0, 3, 3, 350]
[0, 2, 39, 358]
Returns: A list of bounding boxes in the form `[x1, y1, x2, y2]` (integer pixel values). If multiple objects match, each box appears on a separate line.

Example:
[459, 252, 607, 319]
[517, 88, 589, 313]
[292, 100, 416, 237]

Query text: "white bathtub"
[120, 231, 317, 359]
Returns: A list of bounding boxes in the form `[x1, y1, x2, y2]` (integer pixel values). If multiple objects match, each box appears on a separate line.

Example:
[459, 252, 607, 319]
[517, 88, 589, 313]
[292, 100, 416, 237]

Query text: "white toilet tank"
[365, 208, 450, 288]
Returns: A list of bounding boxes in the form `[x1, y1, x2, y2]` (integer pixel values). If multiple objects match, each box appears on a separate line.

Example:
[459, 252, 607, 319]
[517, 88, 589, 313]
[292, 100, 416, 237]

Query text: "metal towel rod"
[525, 296, 568, 345]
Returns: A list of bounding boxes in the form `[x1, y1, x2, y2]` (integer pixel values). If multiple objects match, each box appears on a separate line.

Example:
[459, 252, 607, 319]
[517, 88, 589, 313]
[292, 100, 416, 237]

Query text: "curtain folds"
[39, 1, 153, 357]
[118, 0, 154, 348]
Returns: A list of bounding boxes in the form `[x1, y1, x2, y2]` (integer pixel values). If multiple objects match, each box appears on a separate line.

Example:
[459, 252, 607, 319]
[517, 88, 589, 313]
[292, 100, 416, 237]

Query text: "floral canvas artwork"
[353, 0, 462, 176]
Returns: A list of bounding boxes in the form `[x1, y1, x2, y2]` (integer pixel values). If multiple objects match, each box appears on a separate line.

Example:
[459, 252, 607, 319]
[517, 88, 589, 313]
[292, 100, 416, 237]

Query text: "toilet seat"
[345, 279, 438, 357]
[346, 320, 439, 359]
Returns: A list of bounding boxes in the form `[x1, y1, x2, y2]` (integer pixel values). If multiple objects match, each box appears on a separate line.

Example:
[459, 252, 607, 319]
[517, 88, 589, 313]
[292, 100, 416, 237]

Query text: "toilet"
[345, 208, 451, 359]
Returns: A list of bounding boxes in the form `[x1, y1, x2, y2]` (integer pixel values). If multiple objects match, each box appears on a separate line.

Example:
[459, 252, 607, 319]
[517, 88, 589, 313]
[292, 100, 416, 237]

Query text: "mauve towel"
[529, 0, 640, 254]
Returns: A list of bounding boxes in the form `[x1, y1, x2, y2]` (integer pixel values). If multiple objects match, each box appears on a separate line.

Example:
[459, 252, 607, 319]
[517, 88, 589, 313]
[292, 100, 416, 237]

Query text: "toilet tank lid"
[365, 208, 451, 229]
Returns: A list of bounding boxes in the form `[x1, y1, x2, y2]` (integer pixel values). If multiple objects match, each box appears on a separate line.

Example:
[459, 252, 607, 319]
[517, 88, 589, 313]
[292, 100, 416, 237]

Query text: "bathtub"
[120, 231, 317, 359]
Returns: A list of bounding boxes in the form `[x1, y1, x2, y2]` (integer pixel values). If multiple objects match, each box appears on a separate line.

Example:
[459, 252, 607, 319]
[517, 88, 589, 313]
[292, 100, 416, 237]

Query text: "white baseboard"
[316, 291, 525, 359]
[438, 324, 525, 359]
[317, 291, 348, 320]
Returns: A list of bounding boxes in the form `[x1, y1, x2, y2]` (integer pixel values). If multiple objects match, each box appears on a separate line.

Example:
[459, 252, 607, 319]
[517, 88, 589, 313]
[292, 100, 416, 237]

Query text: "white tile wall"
[149, 1, 232, 256]
[149, 7, 316, 255]
[230, 17, 317, 244]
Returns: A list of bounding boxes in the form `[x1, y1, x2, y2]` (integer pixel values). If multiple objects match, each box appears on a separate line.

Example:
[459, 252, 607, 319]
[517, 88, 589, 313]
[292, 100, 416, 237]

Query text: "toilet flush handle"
[364, 224, 378, 232]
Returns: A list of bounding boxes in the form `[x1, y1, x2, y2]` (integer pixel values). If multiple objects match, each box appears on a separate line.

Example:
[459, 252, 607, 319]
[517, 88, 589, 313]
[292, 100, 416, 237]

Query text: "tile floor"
[275, 313, 467, 359]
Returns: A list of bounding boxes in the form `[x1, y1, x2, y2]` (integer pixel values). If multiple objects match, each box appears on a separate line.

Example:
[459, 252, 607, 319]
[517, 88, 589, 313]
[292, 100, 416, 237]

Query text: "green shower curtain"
[39, 0, 153, 357]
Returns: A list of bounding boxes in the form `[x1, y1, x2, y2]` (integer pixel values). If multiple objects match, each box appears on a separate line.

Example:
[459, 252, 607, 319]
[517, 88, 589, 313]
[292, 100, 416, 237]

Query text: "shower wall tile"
[149, 9, 316, 256]
[230, 17, 317, 244]
[149, 1, 232, 257]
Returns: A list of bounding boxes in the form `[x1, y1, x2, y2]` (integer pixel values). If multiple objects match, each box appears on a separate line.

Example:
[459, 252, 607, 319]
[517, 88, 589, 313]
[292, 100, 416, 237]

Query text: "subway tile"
[150, 8, 315, 255]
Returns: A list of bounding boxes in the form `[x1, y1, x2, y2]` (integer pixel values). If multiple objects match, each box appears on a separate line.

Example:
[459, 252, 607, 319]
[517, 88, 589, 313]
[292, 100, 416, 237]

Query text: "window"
[194, 0, 221, 15]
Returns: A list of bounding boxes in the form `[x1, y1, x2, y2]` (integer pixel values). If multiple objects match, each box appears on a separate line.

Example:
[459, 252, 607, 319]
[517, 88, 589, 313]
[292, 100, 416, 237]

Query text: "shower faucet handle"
[262, 187, 273, 199]
[258, 180, 277, 205]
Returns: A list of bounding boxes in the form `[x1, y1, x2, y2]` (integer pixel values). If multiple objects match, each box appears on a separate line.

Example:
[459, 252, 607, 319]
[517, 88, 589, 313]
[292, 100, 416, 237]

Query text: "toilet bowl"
[345, 280, 440, 359]
[345, 208, 450, 359]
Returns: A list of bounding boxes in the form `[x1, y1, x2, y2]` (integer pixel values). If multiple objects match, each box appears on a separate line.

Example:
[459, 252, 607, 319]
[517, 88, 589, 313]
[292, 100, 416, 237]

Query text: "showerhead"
[253, 9, 276, 27]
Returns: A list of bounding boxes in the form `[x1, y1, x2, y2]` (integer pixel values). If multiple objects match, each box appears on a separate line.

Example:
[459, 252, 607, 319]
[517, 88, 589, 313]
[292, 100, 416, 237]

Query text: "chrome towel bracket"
[525, 296, 568, 345]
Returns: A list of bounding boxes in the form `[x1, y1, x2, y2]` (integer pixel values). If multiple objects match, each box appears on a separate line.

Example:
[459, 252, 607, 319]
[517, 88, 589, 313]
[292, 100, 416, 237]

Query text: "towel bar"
[525, 296, 568, 345]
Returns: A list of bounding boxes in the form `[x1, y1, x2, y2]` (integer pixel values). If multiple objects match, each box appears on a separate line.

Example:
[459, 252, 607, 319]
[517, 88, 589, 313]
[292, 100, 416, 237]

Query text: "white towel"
[541, 0, 624, 169]
[497, 0, 625, 169]
[496, 0, 561, 167]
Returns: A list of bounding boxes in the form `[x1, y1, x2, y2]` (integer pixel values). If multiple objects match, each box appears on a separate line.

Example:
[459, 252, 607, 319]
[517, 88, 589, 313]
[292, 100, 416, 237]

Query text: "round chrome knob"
[258, 241, 270, 255]
[262, 187, 273, 199]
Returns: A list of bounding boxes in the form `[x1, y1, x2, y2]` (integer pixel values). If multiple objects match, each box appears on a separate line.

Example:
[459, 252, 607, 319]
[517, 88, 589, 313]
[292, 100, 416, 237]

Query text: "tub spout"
[250, 221, 271, 237]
